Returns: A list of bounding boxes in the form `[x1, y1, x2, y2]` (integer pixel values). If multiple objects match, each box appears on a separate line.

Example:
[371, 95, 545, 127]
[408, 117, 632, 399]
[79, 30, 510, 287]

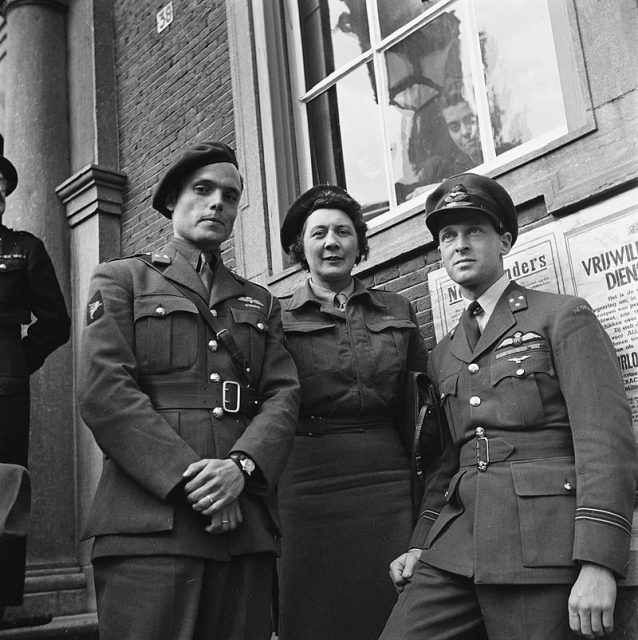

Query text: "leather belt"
[0, 325, 20, 339]
[142, 381, 261, 417]
[296, 416, 394, 437]
[459, 428, 574, 471]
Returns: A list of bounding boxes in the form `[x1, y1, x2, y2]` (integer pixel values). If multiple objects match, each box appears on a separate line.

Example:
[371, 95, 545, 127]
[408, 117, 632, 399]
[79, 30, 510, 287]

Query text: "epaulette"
[108, 251, 172, 266]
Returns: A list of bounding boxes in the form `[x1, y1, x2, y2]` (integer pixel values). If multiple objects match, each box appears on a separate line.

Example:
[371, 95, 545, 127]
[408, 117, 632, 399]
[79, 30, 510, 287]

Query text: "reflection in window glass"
[307, 64, 388, 219]
[476, 0, 567, 153]
[378, 0, 436, 38]
[298, 0, 370, 89]
[386, 10, 482, 204]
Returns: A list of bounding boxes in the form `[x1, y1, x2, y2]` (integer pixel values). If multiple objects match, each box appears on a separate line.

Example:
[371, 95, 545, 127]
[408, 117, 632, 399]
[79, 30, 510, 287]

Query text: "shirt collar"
[308, 277, 355, 307]
[462, 273, 510, 331]
[288, 276, 384, 311]
[170, 237, 219, 271]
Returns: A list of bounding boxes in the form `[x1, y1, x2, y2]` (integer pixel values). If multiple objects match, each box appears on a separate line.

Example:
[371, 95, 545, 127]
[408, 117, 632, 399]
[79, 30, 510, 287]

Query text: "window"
[287, 0, 586, 224]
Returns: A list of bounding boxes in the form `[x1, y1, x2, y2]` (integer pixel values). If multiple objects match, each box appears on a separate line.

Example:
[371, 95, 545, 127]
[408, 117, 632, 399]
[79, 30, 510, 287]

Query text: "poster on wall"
[427, 188, 638, 430]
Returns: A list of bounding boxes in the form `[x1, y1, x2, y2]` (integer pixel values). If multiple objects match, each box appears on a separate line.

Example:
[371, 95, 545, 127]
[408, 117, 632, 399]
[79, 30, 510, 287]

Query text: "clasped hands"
[183, 458, 245, 534]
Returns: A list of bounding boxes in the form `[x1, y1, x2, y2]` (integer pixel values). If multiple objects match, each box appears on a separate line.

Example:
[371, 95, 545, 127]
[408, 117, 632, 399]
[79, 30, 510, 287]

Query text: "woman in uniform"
[277, 185, 429, 640]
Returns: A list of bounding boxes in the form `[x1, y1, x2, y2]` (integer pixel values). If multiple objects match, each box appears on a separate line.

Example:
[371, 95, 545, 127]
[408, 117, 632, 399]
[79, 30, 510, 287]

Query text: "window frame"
[226, 0, 595, 285]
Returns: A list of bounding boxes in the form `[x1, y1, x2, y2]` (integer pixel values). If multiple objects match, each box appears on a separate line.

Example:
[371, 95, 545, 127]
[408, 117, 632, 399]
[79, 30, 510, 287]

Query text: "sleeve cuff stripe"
[576, 507, 632, 528]
[575, 515, 632, 536]
[420, 509, 439, 521]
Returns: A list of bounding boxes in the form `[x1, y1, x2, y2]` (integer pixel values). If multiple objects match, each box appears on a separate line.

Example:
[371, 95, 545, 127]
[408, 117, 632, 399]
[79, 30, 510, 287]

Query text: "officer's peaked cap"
[425, 173, 518, 245]
[152, 141, 241, 218]
[0, 155, 18, 196]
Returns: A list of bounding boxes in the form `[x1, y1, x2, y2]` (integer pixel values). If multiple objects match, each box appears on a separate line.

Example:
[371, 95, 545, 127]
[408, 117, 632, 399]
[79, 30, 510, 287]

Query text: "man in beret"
[0, 155, 70, 625]
[380, 173, 636, 640]
[78, 140, 300, 640]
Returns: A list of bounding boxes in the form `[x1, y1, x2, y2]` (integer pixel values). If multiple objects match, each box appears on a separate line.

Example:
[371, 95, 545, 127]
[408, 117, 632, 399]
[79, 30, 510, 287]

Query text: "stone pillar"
[3, 0, 83, 617]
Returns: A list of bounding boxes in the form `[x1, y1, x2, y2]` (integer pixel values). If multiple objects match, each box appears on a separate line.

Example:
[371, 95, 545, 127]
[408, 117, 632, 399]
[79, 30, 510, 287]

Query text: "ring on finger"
[206, 495, 214, 507]
[221, 519, 230, 524]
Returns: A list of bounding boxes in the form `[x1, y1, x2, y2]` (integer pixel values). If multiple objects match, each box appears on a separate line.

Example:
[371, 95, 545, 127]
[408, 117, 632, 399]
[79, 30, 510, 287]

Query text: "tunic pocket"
[511, 457, 576, 567]
[490, 349, 554, 427]
[134, 295, 199, 374]
[365, 317, 416, 373]
[228, 307, 270, 376]
[283, 320, 338, 376]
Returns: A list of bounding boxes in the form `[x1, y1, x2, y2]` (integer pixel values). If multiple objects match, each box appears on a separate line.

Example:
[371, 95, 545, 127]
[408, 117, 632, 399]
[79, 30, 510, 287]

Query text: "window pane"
[385, 9, 482, 204]
[476, 0, 567, 153]
[378, 0, 438, 38]
[298, 0, 370, 90]
[307, 64, 389, 219]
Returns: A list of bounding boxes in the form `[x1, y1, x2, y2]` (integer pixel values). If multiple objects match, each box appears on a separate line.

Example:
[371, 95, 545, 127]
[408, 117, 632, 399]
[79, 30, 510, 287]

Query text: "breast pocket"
[228, 307, 271, 375]
[490, 349, 555, 427]
[511, 457, 576, 567]
[283, 320, 338, 377]
[365, 317, 416, 373]
[134, 295, 199, 374]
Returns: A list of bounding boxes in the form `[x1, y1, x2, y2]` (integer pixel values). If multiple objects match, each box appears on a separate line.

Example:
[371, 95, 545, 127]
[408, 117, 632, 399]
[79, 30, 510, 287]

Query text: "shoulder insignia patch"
[572, 303, 593, 315]
[86, 290, 105, 325]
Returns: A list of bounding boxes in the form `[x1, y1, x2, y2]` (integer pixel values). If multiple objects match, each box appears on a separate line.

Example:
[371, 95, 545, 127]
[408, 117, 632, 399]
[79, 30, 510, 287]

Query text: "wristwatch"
[228, 453, 256, 478]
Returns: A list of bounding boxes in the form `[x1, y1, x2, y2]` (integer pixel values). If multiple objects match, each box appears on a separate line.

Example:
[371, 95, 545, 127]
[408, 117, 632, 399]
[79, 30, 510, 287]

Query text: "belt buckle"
[222, 380, 241, 413]
[476, 429, 489, 472]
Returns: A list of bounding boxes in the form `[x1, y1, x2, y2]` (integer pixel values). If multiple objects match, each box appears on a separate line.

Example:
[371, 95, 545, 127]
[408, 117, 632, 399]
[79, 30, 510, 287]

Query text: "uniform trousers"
[380, 561, 575, 640]
[0, 385, 29, 607]
[93, 552, 274, 640]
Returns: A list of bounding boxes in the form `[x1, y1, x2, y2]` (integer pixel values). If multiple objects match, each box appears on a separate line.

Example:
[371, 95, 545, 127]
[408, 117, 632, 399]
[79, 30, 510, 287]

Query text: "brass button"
[469, 396, 481, 407]
[208, 339, 218, 352]
[210, 309, 218, 317]
[155, 306, 166, 317]
[516, 368, 525, 376]
[468, 363, 479, 374]
[564, 481, 574, 491]
[0, 264, 6, 270]
[475, 427, 485, 437]
[209, 372, 221, 383]
[212, 407, 224, 419]
[256, 322, 265, 331]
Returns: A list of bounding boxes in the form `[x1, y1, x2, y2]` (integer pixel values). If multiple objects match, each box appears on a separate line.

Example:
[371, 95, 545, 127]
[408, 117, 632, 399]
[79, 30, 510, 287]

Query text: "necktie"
[198, 251, 214, 292]
[334, 293, 348, 312]
[461, 300, 483, 350]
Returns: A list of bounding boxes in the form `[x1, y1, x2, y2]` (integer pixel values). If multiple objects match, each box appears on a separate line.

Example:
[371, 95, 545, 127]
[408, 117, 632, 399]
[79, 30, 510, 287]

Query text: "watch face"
[242, 457, 256, 475]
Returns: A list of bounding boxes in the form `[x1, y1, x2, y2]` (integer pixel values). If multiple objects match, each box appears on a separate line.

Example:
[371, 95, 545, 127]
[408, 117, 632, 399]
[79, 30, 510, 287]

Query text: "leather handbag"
[400, 371, 442, 522]
[0, 463, 31, 541]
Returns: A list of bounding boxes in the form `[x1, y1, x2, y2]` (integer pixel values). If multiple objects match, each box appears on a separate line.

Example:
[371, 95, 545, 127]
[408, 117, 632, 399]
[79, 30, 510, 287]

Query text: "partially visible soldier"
[78, 141, 300, 640]
[380, 173, 637, 640]
[0, 155, 71, 623]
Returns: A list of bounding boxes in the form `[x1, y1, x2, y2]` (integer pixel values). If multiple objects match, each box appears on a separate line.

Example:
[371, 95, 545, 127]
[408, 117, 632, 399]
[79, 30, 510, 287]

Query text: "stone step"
[0, 614, 98, 640]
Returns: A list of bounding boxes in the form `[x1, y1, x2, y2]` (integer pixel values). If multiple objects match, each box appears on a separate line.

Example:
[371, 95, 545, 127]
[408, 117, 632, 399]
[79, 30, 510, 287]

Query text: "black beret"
[425, 173, 518, 245]
[152, 141, 240, 217]
[280, 184, 358, 253]
[0, 155, 18, 196]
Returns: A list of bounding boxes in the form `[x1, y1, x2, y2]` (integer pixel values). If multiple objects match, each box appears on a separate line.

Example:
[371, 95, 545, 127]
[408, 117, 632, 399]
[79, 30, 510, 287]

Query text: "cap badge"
[444, 183, 469, 204]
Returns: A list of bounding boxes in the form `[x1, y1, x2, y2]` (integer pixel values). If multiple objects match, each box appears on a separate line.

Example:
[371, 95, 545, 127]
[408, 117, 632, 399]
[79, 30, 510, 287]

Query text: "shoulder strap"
[134, 255, 255, 388]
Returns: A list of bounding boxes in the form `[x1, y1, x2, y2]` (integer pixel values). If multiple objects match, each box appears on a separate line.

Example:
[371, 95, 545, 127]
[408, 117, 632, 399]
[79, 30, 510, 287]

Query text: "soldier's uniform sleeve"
[78, 261, 200, 500]
[228, 291, 301, 491]
[22, 236, 70, 372]
[409, 350, 460, 549]
[553, 297, 637, 576]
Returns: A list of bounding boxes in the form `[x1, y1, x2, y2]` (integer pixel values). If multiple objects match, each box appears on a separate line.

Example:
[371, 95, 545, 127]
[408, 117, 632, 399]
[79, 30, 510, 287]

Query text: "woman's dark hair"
[286, 186, 369, 271]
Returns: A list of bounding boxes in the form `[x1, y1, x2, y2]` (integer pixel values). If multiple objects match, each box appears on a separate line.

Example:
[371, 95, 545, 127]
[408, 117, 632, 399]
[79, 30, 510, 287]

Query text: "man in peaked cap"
[380, 173, 636, 640]
[78, 140, 299, 640]
[0, 155, 70, 626]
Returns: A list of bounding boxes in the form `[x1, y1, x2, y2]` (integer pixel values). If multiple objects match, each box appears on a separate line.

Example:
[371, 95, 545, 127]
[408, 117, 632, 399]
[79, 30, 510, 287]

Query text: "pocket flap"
[134, 295, 198, 320]
[511, 457, 576, 496]
[283, 319, 335, 334]
[230, 306, 270, 333]
[439, 373, 458, 400]
[491, 349, 554, 385]
[365, 318, 416, 332]
[0, 256, 26, 273]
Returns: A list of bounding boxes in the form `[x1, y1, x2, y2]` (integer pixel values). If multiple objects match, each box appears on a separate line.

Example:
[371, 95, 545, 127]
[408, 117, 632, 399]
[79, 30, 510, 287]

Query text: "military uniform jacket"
[78, 240, 300, 560]
[0, 224, 70, 379]
[411, 281, 637, 584]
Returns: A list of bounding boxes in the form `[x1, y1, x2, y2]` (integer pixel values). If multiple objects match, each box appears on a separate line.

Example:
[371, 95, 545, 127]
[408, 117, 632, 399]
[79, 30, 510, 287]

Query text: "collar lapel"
[209, 263, 245, 307]
[160, 245, 210, 302]
[471, 282, 519, 359]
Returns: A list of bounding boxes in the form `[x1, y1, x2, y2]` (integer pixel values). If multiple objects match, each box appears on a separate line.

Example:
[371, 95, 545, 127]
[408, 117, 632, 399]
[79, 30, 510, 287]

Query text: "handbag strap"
[135, 256, 255, 388]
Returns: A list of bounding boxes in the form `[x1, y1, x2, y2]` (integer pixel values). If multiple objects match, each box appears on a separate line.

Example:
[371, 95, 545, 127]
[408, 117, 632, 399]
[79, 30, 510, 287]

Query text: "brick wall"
[112, 0, 236, 266]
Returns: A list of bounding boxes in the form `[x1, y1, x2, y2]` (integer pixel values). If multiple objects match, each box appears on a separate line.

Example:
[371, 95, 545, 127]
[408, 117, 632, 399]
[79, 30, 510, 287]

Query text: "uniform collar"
[288, 276, 385, 311]
[462, 273, 510, 332]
